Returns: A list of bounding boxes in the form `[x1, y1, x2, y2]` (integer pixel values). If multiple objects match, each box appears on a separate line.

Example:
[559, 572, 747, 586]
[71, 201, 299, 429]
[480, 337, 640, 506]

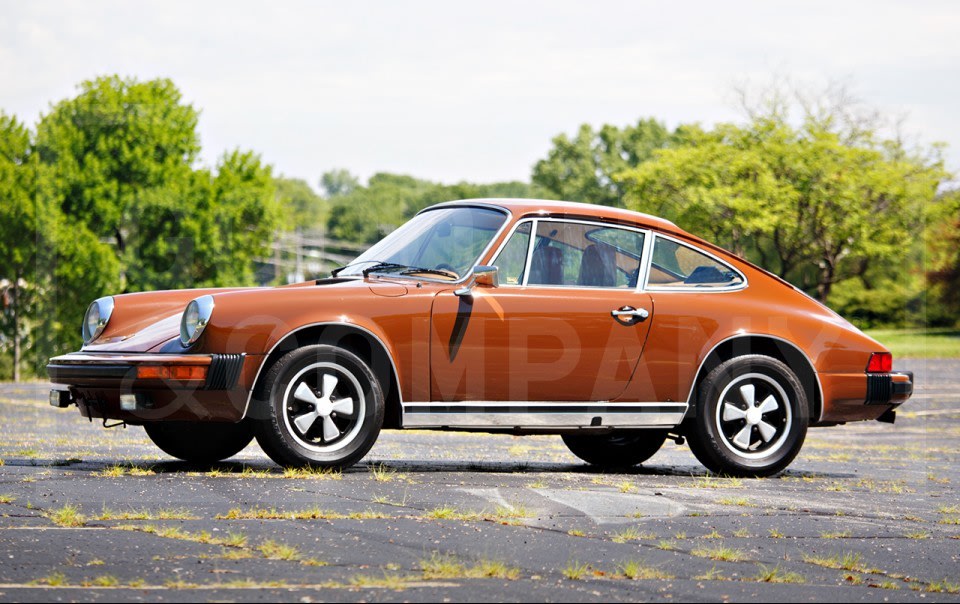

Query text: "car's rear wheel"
[562, 430, 668, 468]
[686, 355, 808, 478]
[252, 345, 384, 469]
[144, 421, 253, 464]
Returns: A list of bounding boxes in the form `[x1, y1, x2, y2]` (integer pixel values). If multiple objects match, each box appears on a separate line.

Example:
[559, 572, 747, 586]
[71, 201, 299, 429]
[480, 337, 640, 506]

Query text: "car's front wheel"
[685, 355, 808, 478]
[252, 345, 384, 469]
[144, 421, 254, 464]
[562, 430, 668, 468]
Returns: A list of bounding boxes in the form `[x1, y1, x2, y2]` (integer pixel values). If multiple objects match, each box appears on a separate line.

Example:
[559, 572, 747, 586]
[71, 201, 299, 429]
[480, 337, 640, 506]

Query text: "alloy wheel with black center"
[686, 354, 808, 478]
[253, 345, 384, 469]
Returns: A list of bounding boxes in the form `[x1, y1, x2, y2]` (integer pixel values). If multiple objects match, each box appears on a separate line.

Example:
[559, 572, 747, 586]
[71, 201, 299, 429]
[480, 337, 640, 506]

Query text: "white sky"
[2, 1, 958, 188]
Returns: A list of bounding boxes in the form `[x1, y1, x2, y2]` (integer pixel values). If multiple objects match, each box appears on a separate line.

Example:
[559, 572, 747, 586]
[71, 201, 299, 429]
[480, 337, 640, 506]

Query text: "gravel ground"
[0, 358, 957, 602]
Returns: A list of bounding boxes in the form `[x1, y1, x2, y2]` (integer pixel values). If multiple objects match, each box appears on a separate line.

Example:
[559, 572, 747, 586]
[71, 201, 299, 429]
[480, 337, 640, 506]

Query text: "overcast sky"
[2, 1, 958, 188]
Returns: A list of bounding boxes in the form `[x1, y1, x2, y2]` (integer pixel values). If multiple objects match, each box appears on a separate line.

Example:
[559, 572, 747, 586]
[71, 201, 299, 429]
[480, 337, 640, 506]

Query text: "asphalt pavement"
[0, 358, 957, 602]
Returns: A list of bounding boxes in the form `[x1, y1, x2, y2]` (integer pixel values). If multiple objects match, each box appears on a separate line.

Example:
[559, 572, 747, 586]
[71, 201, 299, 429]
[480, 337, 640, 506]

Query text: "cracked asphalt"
[0, 358, 958, 602]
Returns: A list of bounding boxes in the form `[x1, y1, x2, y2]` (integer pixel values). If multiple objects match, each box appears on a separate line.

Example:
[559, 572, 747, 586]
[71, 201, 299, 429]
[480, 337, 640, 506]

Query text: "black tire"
[144, 421, 253, 464]
[685, 355, 808, 478]
[252, 345, 384, 469]
[562, 430, 668, 468]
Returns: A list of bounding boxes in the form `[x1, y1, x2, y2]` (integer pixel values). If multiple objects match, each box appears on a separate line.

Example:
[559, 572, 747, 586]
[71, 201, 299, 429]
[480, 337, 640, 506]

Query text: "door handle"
[611, 306, 649, 321]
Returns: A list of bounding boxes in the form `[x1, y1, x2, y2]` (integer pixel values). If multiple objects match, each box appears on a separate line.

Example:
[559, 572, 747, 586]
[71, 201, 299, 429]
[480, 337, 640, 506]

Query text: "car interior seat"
[578, 244, 616, 287]
[529, 245, 564, 285]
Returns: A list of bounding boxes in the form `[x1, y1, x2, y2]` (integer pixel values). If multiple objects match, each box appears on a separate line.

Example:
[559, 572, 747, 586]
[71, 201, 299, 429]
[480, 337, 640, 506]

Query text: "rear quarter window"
[648, 237, 744, 289]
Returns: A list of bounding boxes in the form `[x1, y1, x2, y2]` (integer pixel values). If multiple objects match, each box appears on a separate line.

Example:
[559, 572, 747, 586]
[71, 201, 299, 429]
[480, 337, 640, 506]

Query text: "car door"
[429, 218, 655, 403]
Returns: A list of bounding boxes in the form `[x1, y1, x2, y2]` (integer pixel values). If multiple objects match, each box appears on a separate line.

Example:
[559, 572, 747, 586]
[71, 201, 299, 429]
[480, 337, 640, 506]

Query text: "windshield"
[337, 206, 508, 280]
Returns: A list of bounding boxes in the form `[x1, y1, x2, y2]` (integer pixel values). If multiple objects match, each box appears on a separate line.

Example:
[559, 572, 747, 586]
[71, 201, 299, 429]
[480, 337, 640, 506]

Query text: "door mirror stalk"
[455, 266, 499, 297]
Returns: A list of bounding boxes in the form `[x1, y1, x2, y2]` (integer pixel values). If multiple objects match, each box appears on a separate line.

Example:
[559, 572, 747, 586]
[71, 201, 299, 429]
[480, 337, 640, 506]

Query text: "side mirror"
[455, 266, 499, 297]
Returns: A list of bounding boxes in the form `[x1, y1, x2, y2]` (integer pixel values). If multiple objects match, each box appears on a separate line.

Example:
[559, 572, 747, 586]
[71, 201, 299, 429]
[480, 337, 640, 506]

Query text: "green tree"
[532, 118, 673, 206]
[927, 190, 960, 325]
[203, 150, 279, 286]
[120, 151, 279, 290]
[34, 76, 200, 252]
[617, 110, 946, 306]
[0, 112, 121, 378]
[276, 177, 327, 230]
[0, 113, 37, 380]
[320, 169, 360, 198]
[325, 173, 546, 244]
[122, 171, 207, 291]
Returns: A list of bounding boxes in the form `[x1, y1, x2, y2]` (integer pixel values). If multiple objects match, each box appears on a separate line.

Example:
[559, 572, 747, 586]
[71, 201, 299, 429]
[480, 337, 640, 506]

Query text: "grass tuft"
[48, 504, 85, 527]
[97, 508, 195, 521]
[419, 552, 519, 580]
[619, 560, 674, 580]
[802, 551, 866, 572]
[281, 466, 342, 480]
[691, 545, 748, 563]
[612, 526, 656, 543]
[349, 572, 409, 590]
[754, 564, 805, 584]
[562, 561, 591, 580]
[259, 540, 300, 561]
[33, 572, 68, 586]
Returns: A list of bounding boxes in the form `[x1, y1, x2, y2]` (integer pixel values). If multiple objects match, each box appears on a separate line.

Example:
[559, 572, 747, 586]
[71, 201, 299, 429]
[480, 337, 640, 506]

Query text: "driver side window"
[493, 220, 646, 288]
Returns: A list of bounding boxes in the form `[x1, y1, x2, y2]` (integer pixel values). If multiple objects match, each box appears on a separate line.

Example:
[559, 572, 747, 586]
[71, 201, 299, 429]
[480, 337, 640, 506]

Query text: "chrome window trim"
[487, 216, 652, 293]
[359, 205, 514, 286]
[521, 218, 538, 287]
[241, 322, 404, 419]
[683, 333, 825, 423]
[642, 233, 748, 293]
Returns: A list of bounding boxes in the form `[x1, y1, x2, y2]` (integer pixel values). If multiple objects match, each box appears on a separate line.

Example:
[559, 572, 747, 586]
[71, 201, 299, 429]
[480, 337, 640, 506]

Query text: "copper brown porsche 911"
[47, 199, 913, 477]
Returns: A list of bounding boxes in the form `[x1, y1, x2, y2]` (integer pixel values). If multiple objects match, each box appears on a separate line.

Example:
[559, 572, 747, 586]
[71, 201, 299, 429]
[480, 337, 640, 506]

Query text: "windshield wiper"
[361, 262, 410, 277]
[400, 267, 460, 279]
[332, 260, 384, 278]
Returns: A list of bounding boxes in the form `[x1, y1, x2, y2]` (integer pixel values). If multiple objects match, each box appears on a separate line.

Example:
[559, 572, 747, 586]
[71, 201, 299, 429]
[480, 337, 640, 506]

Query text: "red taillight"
[867, 352, 893, 373]
[137, 365, 208, 381]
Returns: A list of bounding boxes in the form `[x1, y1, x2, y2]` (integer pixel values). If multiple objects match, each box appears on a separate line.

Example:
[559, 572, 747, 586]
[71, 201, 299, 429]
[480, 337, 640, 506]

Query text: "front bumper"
[46, 352, 253, 423]
[48, 352, 245, 390]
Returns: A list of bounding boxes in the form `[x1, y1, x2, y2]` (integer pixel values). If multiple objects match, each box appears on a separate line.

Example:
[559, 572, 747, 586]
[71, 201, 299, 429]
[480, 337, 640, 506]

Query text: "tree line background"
[1, 76, 957, 380]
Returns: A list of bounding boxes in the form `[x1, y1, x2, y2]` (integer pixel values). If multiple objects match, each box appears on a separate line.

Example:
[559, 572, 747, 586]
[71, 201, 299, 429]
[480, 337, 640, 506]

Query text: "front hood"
[82, 312, 183, 353]
[79, 287, 258, 354]
[79, 279, 414, 354]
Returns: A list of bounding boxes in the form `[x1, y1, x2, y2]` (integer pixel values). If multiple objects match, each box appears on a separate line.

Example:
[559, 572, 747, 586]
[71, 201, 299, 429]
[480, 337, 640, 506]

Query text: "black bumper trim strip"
[205, 354, 245, 390]
[47, 364, 134, 382]
[866, 371, 914, 405]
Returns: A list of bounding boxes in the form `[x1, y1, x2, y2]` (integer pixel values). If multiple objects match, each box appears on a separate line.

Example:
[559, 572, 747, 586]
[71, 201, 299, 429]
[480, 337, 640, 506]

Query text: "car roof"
[426, 198, 686, 236]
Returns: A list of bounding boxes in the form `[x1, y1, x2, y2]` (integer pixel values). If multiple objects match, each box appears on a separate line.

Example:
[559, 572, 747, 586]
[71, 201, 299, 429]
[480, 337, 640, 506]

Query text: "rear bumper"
[46, 352, 255, 424]
[818, 370, 914, 424]
[866, 371, 914, 405]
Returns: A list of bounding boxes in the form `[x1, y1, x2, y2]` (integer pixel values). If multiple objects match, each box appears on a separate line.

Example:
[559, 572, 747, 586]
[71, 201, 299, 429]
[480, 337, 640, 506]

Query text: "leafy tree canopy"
[35, 75, 200, 250]
[616, 101, 947, 306]
[532, 118, 674, 207]
[326, 172, 548, 244]
[276, 177, 327, 231]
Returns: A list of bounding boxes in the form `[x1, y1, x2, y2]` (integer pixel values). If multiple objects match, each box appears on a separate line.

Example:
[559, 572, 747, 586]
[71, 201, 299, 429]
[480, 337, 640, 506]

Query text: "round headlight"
[180, 295, 215, 346]
[82, 297, 115, 344]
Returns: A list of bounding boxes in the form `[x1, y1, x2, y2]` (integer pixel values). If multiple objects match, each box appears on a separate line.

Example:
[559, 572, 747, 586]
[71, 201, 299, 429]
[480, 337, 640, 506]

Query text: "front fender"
[194, 282, 437, 406]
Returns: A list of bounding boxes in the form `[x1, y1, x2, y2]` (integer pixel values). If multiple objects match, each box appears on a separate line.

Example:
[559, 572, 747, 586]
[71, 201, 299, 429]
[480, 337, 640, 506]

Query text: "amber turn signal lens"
[866, 352, 893, 373]
[136, 365, 208, 381]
